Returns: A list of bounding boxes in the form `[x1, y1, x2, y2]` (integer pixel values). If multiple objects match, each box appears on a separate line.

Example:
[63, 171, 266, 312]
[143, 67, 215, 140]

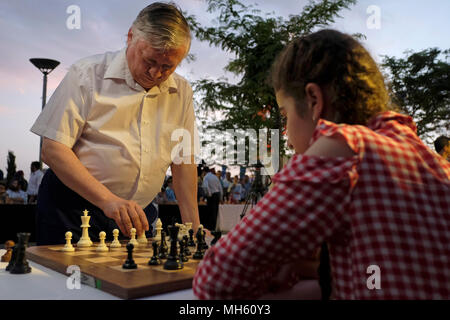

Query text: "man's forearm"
[41, 138, 114, 208]
[171, 163, 200, 230]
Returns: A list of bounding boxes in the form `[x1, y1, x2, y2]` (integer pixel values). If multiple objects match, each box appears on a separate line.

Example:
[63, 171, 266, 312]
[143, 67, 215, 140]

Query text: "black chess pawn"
[158, 230, 168, 259]
[148, 241, 161, 266]
[5, 245, 17, 271]
[211, 231, 222, 246]
[10, 233, 32, 274]
[182, 235, 191, 256]
[200, 228, 209, 252]
[187, 229, 195, 247]
[178, 239, 188, 263]
[192, 230, 204, 260]
[122, 243, 137, 269]
[163, 225, 183, 270]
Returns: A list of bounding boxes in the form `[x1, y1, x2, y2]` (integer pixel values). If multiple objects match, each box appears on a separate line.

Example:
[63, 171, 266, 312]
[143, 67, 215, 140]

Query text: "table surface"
[0, 249, 195, 300]
[1, 204, 247, 300]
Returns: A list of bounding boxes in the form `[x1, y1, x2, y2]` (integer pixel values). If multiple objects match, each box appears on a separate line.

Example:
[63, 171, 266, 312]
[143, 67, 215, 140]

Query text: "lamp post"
[30, 58, 60, 167]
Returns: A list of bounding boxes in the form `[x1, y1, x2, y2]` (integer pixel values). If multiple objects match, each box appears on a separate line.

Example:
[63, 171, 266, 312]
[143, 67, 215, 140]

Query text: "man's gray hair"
[131, 2, 191, 55]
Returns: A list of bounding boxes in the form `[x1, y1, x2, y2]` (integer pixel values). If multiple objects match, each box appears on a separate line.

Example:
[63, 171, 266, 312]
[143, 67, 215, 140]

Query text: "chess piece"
[188, 228, 195, 247]
[201, 230, 209, 251]
[148, 241, 161, 265]
[110, 229, 122, 249]
[175, 223, 184, 240]
[192, 229, 204, 260]
[122, 243, 137, 269]
[128, 228, 139, 247]
[96, 231, 109, 252]
[196, 225, 208, 252]
[163, 225, 183, 270]
[211, 231, 222, 246]
[10, 233, 32, 274]
[5, 246, 17, 271]
[154, 218, 163, 243]
[184, 222, 192, 237]
[77, 209, 93, 248]
[182, 235, 191, 256]
[158, 230, 168, 259]
[62, 232, 75, 252]
[1, 240, 15, 262]
[137, 232, 148, 246]
[178, 239, 188, 263]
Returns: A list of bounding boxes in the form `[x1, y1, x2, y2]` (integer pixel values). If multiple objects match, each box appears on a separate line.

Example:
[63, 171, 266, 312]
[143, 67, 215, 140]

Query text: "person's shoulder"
[70, 50, 122, 77]
[172, 72, 192, 93]
[306, 136, 355, 158]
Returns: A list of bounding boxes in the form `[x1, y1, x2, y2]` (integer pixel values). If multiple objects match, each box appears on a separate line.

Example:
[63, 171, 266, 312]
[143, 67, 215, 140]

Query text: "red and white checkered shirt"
[193, 112, 450, 299]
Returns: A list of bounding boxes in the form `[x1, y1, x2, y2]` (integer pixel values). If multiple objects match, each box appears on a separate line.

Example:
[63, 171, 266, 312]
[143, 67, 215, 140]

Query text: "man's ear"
[304, 83, 324, 122]
[127, 28, 133, 46]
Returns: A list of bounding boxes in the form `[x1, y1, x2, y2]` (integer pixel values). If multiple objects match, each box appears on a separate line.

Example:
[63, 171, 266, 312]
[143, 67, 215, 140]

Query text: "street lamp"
[30, 58, 60, 166]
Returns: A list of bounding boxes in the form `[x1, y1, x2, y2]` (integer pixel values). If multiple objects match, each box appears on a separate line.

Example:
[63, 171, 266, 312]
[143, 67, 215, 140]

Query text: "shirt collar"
[104, 48, 178, 94]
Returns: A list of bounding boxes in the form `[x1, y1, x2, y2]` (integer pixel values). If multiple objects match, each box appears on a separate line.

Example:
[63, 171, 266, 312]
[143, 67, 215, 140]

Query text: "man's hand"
[171, 162, 201, 232]
[42, 138, 149, 238]
[98, 195, 149, 238]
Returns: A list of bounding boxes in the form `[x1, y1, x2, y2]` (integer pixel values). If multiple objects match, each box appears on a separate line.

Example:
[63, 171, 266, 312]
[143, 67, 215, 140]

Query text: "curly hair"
[270, 29, 391, 125]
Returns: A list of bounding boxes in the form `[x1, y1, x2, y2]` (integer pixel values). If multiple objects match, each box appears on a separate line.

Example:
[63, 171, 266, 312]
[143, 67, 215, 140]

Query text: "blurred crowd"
[0, 161, 44, 204]
[154, 164, 270, 206]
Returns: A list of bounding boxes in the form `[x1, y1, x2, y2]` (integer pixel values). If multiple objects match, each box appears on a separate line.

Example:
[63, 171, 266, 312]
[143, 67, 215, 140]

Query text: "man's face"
[126, 30, 186, 90]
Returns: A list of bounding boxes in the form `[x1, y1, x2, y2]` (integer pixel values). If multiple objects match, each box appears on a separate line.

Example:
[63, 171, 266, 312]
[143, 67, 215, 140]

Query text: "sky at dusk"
[1, 0, 449, 178]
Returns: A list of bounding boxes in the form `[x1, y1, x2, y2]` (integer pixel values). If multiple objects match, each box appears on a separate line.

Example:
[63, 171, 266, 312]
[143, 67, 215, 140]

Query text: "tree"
[6, 150, 17, 187]
[186, 0, 357, 167]
[382, 48, 450, 143]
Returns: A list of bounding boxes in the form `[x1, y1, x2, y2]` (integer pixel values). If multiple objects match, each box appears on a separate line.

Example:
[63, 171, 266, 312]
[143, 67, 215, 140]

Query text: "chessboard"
[26, 238, 204, 299]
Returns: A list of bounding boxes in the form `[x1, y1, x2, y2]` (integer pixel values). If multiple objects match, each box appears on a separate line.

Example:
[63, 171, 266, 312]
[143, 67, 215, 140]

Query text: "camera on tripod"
[240, 160, 271, 219]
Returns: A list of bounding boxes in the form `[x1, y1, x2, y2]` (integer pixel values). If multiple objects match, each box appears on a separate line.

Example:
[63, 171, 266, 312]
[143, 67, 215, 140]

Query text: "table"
[0, 249, 194, 300]
[216, 204, 246, 232]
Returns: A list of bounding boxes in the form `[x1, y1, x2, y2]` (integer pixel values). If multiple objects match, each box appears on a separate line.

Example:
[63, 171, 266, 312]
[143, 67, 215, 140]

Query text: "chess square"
[85, 256, 120, 263]
[109, 264, 150, 272]
[134, 257, 149, 264]
[108, 251, 127, 257]
[135, 252, 153, 258]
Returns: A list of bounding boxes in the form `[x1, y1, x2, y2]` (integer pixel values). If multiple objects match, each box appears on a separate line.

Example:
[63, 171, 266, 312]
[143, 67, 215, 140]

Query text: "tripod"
[240, 163, 269, 219]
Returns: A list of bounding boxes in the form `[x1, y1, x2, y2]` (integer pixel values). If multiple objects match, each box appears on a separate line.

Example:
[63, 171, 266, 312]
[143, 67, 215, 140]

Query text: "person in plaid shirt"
[193, 29, 450, 300]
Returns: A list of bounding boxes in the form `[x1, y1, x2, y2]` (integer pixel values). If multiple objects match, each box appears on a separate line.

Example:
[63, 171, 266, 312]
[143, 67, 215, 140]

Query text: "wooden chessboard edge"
[25, 245, 197, 300]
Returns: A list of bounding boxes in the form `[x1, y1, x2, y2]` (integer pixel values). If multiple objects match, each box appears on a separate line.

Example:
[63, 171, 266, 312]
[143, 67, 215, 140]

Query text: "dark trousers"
[206, 192, 220, 231]
[36, 169, 157, 245]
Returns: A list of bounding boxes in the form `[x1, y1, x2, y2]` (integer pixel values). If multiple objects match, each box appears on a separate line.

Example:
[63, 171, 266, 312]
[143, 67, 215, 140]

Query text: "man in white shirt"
[30, 3, 200, 245]
[27, 161, 44, 203]
[202, 168, 223, 231]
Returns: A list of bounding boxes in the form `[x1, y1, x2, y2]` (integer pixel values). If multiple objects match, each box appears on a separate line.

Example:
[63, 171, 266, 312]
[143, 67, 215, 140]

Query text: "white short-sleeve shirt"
[30, 48, 198, 207]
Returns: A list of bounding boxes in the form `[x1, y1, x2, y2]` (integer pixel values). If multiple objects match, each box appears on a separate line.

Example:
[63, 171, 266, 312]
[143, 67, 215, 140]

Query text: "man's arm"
[41, 138, 149, 237]
[171, 162, 201, 232]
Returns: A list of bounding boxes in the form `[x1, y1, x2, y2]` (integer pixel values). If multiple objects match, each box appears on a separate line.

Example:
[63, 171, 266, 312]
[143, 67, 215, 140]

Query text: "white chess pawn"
[154, 218, 162, 242]
[128, 228, 139, 247]
[137, 232, 148, 246]
[62, 231, 75, 252]
[110, 229, 122, 249]
[96, 231, 109, 252]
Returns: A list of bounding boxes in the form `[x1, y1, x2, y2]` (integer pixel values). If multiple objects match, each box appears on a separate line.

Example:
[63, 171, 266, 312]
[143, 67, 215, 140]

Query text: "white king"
[77, 209, 93, 247]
